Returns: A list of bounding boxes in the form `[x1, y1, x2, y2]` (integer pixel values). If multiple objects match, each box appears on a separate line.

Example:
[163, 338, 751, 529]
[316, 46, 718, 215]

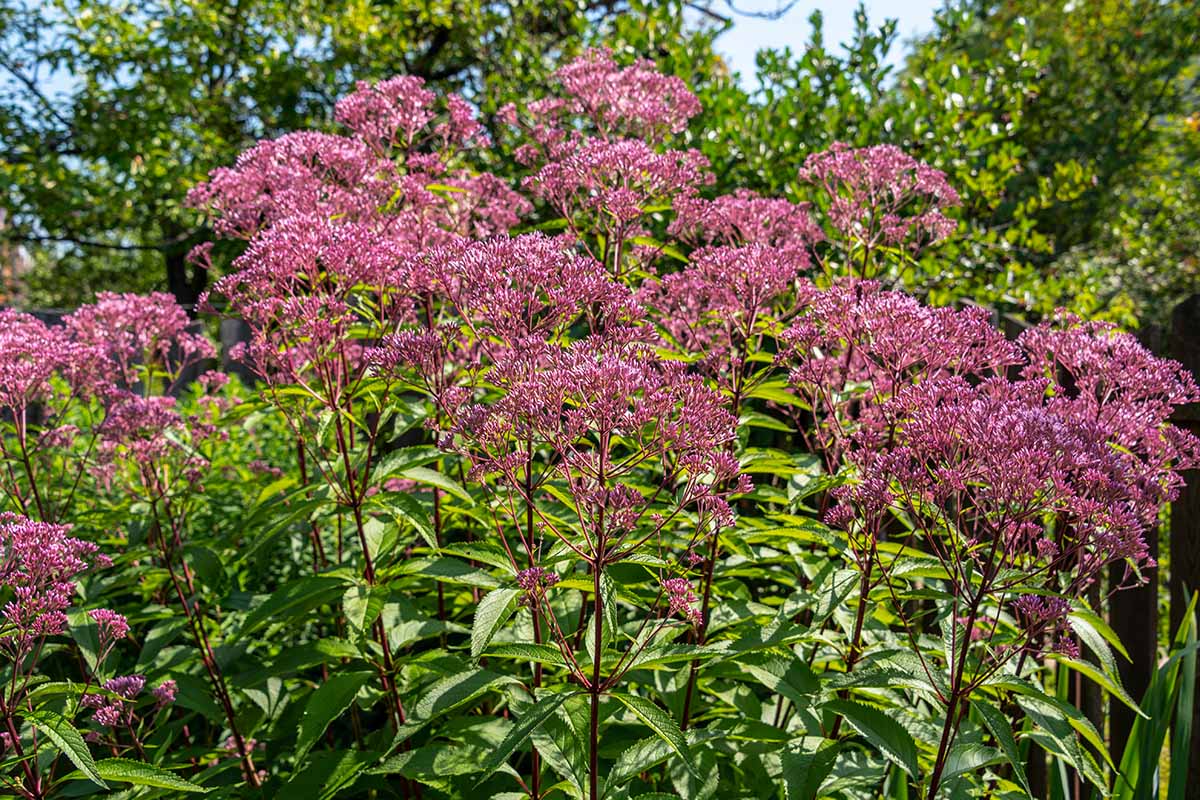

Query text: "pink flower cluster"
[800, 142, 960, 269]
[661, 577, 702, 625]
[185, 50, 1200, 709]
[792, 283, 1199, 659]
[0, 512, 116, 657]
[0, 310, 87, 413]
[189, 77, 527, 245]
[782, 281, 1018, 466]
[66, 291, 213, 392]
[551, 48, 701, 140]
[82, 675, 176, 728]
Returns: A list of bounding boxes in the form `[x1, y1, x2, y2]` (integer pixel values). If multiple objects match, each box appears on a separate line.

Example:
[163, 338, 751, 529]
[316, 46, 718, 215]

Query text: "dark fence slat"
[1169, 294, 1200, 799]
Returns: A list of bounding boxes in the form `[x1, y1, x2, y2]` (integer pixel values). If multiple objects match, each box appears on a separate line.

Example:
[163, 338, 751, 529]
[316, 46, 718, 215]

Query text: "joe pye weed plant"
[0, 47, 1196, 800]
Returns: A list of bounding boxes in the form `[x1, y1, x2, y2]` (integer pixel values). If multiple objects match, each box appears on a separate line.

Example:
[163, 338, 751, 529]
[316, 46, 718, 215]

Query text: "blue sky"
[718, 0, 944, 80]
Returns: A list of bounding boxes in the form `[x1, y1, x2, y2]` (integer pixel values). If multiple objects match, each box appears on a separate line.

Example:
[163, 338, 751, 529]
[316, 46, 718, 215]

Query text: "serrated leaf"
[611, 736, 673, 787]
[295, 671, 374, 762]
[737, 657, 819, 706]
[973, 699, 1031, 795]
[939, 743, 1002, 784]
[371, 492, 437, 550]
[342, 585, 387, 642]
[27, 709, 107, 789]
[238, 575, 347, 639]
[397, 466, 474, 504]
[824, 699, 919, 778]
[612, 694, 692, 768]
[94, 758, 207, 792]
[476, 690, 576, 782]
[483, 642, 568, 667]
[371, 446, 442, 479]
[1068, 608, 1131, 662]
[414, 668, 514, 721]
[782, 737, 841, 800]
[1053, 656, 1145, 717]
[472, 587, 521, 658]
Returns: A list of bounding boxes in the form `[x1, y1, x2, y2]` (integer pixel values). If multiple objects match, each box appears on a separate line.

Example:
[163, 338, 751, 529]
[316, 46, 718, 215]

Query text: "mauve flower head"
[524, 138, 711, 232]
[662, 577, 702, 625]
[447, 331, 743, 564]
[191, 77, 518, 248]
[644, 243, 809, 378]
[335, 75, 488, 156]
[92, 703, 124, 727]
[1054, 636, 1081, 659]
[66, 292, 214, 392]
[0, 513, 107, 655]
[153, 679, 178, 706]
[516, 567, 559, 598]
[847, 375, 1159, 593]
[0, 309, 98, 412]
[799, 142, 960, 267]
[781, 281, 1021, 462]
[187, 131, 396, 238]
[1013, 595, 1072, 625]
[551, 48, 701, 141]
[1018, 313, 1200, 497]
[426, 232, 634, 347]
[88, 608, 130, 643]
[103, 674, 146, 700]
[335, 75, 439, 153]
[99, 394, 181, 448]
[670, 189, 823, 258]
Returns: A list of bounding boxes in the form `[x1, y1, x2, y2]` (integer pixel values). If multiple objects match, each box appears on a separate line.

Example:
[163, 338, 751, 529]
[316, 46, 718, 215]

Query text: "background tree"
[0, 0, 712, 308]
[675, 1, 1200, 326]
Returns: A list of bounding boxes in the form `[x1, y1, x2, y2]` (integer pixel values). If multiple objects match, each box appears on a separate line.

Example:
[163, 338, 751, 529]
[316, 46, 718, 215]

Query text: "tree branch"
[0, 55, 74, 132]
[6, 230, 200, 253]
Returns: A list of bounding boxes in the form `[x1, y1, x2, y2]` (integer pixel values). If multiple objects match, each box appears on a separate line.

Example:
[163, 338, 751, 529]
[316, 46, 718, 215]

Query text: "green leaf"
[26, 709, 107, 789]
[483, 642, 568, 667]
[612, 693, 691, 766]
[1053, 656, 1145, 717]
[238, 575, 348, 639]
[1168, 596, 1197, 800]
[371, 492, 437, 549]
[1068, 608, 1131, 663]
[371, 446, 442, 479]
[824, 699, 919, 778]
[414, 668, 515, 721]
[295, 671, 374, 762]
[184, 544, 229, 594]
[284, 749, 379, 800]
[782, 737, 841, 800]
[973, 699, 1031, 795]
[939, 743, 1002, 784]
[94, 758, 208, 792]
[471, 587, 521, 659]
[397, 466, 474, 504]
[342, 585, 387, 642]
[737, 657, 820, 706]
[530, 695, 589, 795]
[611, 736, 675, 787]
[476, 690, 576, 782]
